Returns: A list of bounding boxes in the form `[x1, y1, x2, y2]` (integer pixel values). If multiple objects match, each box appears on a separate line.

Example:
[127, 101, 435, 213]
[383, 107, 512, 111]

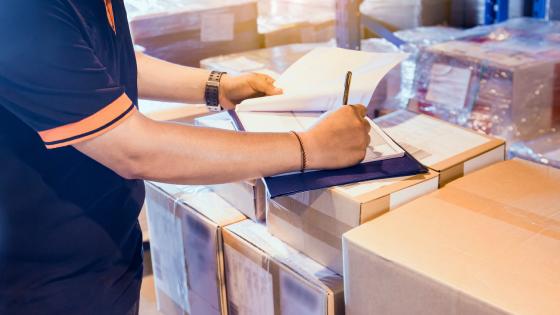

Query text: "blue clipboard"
[228, 110, 429, 198]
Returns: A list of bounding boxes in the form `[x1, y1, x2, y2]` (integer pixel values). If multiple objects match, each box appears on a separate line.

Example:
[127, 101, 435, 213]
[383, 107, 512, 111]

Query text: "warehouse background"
[125, 1, 560, 314]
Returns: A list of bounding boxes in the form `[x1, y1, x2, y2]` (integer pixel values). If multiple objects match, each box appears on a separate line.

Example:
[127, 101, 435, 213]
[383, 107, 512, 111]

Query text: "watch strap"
[205, 71, 226, 111]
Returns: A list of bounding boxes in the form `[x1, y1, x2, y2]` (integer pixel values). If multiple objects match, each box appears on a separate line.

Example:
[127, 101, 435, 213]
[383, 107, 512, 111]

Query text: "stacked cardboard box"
[223, 220, 344, 315]
[360, 0, 450, 32]
[258, 0, 335, 48]
[410, 18, 560, 142]
[267, 110, 504, 275]
[126, 0, 260, 67]
[343, 159, 560, 315]
[145, 182, 246, 315]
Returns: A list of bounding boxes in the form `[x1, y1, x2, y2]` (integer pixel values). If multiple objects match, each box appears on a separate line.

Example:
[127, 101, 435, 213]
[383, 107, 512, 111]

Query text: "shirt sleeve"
[0, 0, 136, 149]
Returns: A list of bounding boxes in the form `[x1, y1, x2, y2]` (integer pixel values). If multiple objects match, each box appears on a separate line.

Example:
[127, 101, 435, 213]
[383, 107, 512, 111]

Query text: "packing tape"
[268, 199, 348, 250]
[436, 187, 560, 241]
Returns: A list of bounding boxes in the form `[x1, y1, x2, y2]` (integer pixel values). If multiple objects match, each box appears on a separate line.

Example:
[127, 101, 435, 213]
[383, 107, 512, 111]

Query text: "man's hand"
[301, 105, 371, 170]
[219, 73, 283, 109]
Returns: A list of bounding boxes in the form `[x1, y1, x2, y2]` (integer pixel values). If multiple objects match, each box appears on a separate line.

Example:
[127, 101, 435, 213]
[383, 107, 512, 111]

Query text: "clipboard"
[228, 110, 429, 198]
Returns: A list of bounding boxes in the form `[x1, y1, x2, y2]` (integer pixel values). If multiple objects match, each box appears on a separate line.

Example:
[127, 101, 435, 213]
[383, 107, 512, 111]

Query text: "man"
[0, 1, 370, 314]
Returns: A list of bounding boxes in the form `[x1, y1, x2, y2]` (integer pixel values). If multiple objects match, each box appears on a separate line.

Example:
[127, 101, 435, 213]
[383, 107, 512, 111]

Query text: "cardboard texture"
[267, 171, 439, 275]
[343, 159, 560, 315]
[145, 182, 246, 315]
[127, 0, 260, 67]
[223, 220, 345, 315]
[194, 112, 267, 222]
[375, 110, 506, 186]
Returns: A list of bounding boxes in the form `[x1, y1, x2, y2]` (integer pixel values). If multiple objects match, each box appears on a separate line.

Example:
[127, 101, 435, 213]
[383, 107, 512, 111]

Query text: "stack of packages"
[360, 0, 450, 32]
[125, 0, 260, 67]
[145, 181, 345, 315]
[343, 159, 560, 314]
[449, 0, 525, 27]
[410, 18, 560, 143]
[258, 0, 336, 48]
[267, 109, 505, 275]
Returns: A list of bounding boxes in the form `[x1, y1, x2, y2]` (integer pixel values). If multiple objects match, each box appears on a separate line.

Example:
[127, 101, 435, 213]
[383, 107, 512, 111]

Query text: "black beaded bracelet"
[291, 131, 307, 172]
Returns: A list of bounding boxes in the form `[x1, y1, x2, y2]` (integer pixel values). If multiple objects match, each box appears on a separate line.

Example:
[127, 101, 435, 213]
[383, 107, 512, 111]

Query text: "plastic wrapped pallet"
[343, 159, 560, 315]
[126, 0, 260, 67]
[375, 26, 464, 114]
[360, 0, 450, 32]
[410, 18, 560, 142]
[509, 130, 560, 169]
[258, 0, 335, 48]
[223, 220, 344, 315]
[145, 182, 246, 315]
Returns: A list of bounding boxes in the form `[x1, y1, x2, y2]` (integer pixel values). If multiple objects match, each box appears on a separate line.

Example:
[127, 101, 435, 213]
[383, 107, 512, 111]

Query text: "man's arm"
[136, 52, 282, 108]
[74, 106, 371, 185]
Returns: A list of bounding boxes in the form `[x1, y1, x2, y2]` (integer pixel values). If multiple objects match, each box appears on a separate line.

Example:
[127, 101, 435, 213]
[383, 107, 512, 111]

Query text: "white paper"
[200, 13, 235, 42]
[148, 204, 191, 313]
[236, 112, 404, 164]
[425, 63, 472, 109]
[236, 47, 408, 112]
[377, 111, 490, 166]
[224, 244, 274, 315]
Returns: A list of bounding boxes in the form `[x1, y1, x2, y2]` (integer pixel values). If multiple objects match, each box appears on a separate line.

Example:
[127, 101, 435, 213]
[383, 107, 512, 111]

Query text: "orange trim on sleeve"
[44, 107, 137, 149]
[39, 93, 133, 146]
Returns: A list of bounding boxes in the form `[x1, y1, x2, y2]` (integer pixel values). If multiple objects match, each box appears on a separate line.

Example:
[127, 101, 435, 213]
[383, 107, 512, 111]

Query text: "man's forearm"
[136, 52, 210, 104]
[75, 111, 301, 185]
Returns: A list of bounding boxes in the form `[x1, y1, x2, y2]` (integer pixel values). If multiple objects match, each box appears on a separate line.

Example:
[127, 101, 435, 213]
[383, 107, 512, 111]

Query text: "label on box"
[201, 13, 235, 42]
[280, 271, 324, 315]
[149, 206, 191, 313]
[426, 63, 472, 110]
[225, 244, 274, 315]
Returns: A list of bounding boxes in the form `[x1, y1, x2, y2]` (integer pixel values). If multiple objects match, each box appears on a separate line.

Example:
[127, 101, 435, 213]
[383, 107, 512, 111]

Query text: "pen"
[343, 71, 352, 105]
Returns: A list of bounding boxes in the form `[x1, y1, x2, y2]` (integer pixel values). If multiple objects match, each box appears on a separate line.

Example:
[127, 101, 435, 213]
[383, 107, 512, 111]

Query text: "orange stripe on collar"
[104, 0, 116, 33]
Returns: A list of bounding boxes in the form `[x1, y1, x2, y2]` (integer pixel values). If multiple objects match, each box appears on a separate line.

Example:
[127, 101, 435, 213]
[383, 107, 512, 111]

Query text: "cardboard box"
[375, 110, 506, 186]
[139, 99, 208, 122]
[145, 182, 246, 315]
[267, 171, 439, 275]
[343, 159, 560, 315]
[258, 0, 335, 48]
[127, 0, 260, 67]
[360, 0, 450, 32]
[194, 112, 267, 222]
[223, 220, 345, 315]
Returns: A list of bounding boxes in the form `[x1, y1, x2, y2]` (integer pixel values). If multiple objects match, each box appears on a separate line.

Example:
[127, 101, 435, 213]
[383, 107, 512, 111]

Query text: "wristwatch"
[204, 71, 226, 112]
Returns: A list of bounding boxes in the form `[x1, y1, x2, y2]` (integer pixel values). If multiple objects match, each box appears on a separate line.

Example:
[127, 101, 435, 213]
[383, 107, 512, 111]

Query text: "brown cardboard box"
[127, 0, 260, 67]
[375, 110, 506, 186]
[268, 171, 439, 275]
[194, 112, 267, 222]
[223, 220, 345, 315]
[145, 182, 246, 315]
[258, 0, 335, 48]
[343, 159, 560, 315]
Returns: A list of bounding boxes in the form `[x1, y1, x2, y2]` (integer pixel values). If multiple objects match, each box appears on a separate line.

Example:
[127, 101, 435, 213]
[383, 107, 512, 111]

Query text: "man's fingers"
[350, 104, 367, 118]
[251, 73, 283, 96]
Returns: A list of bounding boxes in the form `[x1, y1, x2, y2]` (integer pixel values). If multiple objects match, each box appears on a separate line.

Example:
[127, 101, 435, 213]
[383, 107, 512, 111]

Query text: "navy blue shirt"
[0, 1, 144, 314]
